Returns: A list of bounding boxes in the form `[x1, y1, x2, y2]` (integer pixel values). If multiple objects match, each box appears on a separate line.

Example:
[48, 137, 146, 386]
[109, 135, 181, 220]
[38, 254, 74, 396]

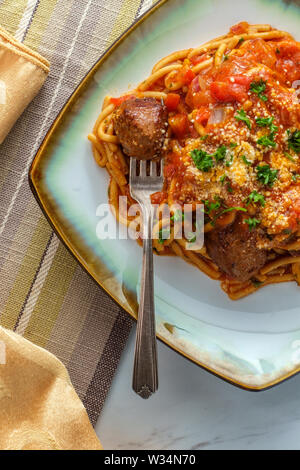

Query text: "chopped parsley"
[158, 228, 170, 244]
[238, 37, 245, 45]
[250, 79, 268, 102]
[255, 116, 278, 135]
[220, 174, 226, 184]
[241, 155, 251, 166]
[291, 173, 300, 182]
[226, 182, 234, 193]
[245, 190, 265, 207]
[188, 235, 197, 243]
[244, 217, 260, 231]
[225, 153, 234, 167]
[284, 152, 295, 162]
[287, 130, 300, 153]
[251, 279, 263, 288]
[213, 145, 227, 162]
[235, 109, 252, 130]
[256, 164, 278, 186]
[230, 142, 238, 149]
[200, 134, 209, 141]
[223, 54, 229, 61]
[190, 145, 230, 171]
[190, 149, 214, 172]
[171, 210, 184, 222]
[257, 134, 276, 148]
[203, 199, 221, 214]
[211, 206, 246, 225]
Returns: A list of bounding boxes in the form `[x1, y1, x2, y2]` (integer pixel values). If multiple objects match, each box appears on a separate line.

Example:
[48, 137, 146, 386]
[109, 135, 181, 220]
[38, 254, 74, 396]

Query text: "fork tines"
[129, 158, 164, 180]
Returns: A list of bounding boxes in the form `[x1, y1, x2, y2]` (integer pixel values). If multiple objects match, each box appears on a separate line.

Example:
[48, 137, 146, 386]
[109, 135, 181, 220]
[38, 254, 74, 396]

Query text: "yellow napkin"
[0, 25, 50, 144]
[0, 327, 102, 450]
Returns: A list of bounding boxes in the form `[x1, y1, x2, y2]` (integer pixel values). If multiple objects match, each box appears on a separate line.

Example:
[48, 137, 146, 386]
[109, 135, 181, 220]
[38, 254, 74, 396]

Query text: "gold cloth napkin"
[0, 327, 102, 450]
[0, 25, 49, 144]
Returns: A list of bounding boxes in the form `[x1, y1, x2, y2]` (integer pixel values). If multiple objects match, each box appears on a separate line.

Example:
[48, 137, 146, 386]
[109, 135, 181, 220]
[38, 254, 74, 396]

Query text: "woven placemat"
[0, 0, 153, 426]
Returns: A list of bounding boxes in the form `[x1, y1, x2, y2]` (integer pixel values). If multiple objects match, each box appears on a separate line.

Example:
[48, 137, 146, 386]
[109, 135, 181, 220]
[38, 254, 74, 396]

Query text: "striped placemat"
[0, 0, 153, 426]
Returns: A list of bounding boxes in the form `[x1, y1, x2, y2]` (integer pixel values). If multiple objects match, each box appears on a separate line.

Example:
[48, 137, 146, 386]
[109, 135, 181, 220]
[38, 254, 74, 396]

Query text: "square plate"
[30, 0, 300, 390]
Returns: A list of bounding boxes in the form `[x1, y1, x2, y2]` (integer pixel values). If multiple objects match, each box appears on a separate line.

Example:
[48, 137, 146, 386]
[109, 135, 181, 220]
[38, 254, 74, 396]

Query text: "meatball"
[113, 97, 168, 160]
[206, 215, 267, 282]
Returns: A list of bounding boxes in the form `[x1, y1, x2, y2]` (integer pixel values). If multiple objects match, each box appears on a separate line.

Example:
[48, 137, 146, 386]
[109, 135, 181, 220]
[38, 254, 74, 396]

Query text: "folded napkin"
[0, 25, 49, 144]
[0, 327, 102, 450]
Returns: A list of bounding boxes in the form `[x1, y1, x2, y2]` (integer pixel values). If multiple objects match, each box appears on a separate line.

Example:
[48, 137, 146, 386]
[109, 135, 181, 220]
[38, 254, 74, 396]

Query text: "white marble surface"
[95, 327, 300, 450]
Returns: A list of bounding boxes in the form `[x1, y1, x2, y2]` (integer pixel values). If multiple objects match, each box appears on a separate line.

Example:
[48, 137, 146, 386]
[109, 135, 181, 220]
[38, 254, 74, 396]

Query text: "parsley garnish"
[245, 190, 265, 207]
[238, 37, 245, 45]
[230, 142, 238, 148]
[200, 134, 209, 141]
[284, 152, 295, 162]
[220, 174, 226, 184]
[226, 182, 233, 193]
[244, 217, 260, 231]
[171, 210, 184, 222]
[287, 130, 300, 153]
[250, 79, 268, 102]
[223, 55, 229, 61]
[256, 164, 278, 186]
[211, 206, 246, 225]
[203, 199, 221, 214]
[256, 116, 278, 135]
[190, 149, 214, 172]
[235, 109, 252, 130]
[158, 228, 170, 244]
[214, 145, 227, 162]
[190, 145, 230, 171]
[291, 173, 300, 182]
[241, 155, 251, 166]
[251, 279, 263, 288]
[257, 134, 276, 148]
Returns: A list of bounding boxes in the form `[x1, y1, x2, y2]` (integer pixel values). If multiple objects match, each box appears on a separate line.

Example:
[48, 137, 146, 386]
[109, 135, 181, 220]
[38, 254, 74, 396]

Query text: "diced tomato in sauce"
[241, 39, 277, 69]
[273, 40, 300, 82]
[230, 21, 249, 35]
[195, 106, 210, 125]
[165, 93, 180, 111]
[110, 94, 134, 106]
[168, 113, 189, 138]
[182, 68, 196, 85]
[210, 81, 248, 103]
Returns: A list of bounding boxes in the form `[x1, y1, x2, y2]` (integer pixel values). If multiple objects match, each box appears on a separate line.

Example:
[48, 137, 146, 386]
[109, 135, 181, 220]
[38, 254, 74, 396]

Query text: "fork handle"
[132, 205, 158, 399]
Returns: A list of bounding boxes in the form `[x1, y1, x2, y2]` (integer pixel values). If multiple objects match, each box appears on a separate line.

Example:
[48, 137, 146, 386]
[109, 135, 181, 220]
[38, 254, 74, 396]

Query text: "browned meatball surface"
[113, 97, 168, 160]
[206, 215, 267, 282]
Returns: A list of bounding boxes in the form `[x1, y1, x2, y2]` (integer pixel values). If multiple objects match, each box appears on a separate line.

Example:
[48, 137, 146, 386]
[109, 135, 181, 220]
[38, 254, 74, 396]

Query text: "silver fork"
[129, 158, 164, 399]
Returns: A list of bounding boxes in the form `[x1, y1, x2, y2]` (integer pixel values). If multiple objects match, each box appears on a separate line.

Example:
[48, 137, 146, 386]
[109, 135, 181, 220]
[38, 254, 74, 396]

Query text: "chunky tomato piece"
[210, 81, 248, 103]
[230, 21, 249, 35]
[165, 93, 180, 111]
[195, 106, 210, 125]
[274, 40, 300, 82]
[241, 39, 277, 69]
[109, 95, 134, 106]
[185, 89, 212, 109]
[182, 68, 196, 85]
[169, 113, 189, 138]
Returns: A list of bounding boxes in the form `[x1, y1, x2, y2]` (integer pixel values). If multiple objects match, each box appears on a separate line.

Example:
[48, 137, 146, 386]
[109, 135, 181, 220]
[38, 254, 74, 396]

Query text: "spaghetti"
[89, 22, 300, 300]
